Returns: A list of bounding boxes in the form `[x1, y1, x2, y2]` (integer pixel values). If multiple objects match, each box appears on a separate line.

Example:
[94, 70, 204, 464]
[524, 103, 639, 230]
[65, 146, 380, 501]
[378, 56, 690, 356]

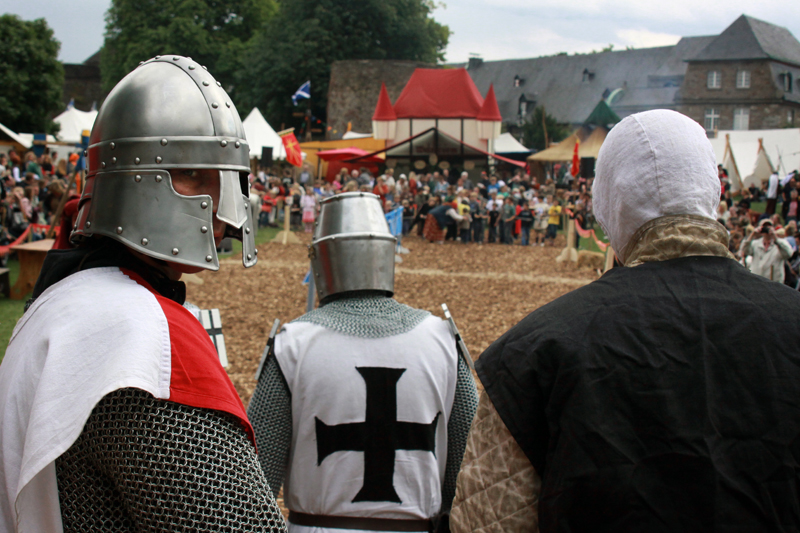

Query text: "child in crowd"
[517, 201, 534, 246]
[402, 199, 414, 235]
[546, 196, 562, 246]
[458, 200, 471, 244]
[469, 193, 486, 244]
[533, 196, 549, 246]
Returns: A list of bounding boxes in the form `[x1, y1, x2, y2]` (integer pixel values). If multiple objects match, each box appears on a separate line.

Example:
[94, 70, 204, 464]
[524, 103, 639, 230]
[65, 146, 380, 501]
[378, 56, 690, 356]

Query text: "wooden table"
[10, 239, 54, 300]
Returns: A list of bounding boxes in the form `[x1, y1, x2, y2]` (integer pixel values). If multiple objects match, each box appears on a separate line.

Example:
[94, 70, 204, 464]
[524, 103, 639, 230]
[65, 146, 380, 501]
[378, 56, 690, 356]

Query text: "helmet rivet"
[110, 142, 116, 150]
[201, 226, 208, 233]
[188, 65, 195, 70]
[211, 102, 219, 109]
[234, 141, 240, 148]
[160, 138, 168, 146]
[202, 65, 207, 70]
[247, 254, 252, 260]
[85, 221, 91, 228]
[203, 81, 210, 87]
[155, 55, 161, 59]
[173, 56, 179, 61]
[83, 150, 87, 157]
[254, 249, 258, 255]
[245, 227, 251, 234]
[220, 140, 227, 147]
[216, 81, 221, 87]
[134, 157, 141, 165]
[156, 175, 164, 183]
[172, 248, 179, 255]
[101, 162, 106, 169]
[73, 223, 77, 230]
[135, 174, 142, 182]
[116, 226, 123, 235]
[111, 157, 117, 164]
[155, 156, 162, 163]
[141, 238, 148, 246]
[139, 61, 144, 66]
[201, 201, 208, 209]
[205, 255, 213, 262]
[226, 102, 231, 108]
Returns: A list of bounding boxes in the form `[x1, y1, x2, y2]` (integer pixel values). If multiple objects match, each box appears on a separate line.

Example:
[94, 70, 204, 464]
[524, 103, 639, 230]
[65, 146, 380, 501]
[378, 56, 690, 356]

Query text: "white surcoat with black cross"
[274, 315, 458, 527]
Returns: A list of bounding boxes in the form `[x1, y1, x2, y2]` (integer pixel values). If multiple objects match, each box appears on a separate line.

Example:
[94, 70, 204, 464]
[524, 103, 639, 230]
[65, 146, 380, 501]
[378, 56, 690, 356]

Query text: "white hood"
[593, 110, 720, 262]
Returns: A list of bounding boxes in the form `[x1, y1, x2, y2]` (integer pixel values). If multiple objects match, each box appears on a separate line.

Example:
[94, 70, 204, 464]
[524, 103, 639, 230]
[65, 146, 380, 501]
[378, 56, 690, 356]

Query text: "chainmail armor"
[292, 295, 430, 338]
[249, 296, 478, 513]
[247, 355, 293, 494]
[56, 388, 287, 532]
[442, 355, 479, 511]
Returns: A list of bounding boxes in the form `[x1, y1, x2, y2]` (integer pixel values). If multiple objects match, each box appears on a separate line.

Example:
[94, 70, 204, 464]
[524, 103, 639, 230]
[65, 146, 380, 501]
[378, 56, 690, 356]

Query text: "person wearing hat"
[0, 56, 285, 530]
[248, 192, 477, 533]
[451, 110, 800, 532]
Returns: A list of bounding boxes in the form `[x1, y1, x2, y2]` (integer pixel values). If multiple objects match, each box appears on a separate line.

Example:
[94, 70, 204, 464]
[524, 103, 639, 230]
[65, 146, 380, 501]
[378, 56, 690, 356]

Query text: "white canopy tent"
[54, 106, 98, 145]
[242, 108, 285, 161]
[494, 132, 530, 154]
[709, 129, 800, 189]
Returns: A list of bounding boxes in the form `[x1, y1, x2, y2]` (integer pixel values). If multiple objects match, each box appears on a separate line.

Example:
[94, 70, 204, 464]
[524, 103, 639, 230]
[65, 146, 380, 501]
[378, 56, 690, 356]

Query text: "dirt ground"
[187, 231, 600, 406]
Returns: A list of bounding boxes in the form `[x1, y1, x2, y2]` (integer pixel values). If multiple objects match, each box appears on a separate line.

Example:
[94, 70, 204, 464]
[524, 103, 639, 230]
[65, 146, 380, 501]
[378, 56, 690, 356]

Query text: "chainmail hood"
[292, 295, 430, 338]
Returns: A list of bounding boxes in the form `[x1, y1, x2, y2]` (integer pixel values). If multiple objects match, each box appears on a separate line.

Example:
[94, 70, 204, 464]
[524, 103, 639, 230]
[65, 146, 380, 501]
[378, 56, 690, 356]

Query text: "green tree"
[239, 0, 449, 134]
[101, 0, 277, 102]
[521, 106, 570, 152]
[0, 15, 64, 135]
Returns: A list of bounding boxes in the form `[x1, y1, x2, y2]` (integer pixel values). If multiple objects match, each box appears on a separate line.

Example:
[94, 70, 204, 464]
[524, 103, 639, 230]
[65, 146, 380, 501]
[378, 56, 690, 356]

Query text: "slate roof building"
[461, 15, 800, 133]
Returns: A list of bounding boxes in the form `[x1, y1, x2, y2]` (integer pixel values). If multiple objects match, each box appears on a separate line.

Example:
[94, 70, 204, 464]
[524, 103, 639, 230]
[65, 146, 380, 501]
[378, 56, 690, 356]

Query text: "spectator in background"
[469, 192, 486, 244]
[373, 176, 389, 206]
[782, 189, 799, 224]
[486, 192, 501, 243]
[24, 152, 42, 180]
[517, 201, 534, 246]
[458, 200, 471, 244]
[545, 196, 562, 246]
[501, 196, 516, 245]
[300, 186, 317, 233]
[766, 171, 780, 216]
[744, 219, 793, 283]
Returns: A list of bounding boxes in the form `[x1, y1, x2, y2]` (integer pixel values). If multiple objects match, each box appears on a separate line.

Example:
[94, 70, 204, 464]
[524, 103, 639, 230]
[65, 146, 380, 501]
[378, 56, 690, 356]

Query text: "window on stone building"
[736, 70, 750, 89]
[733, 108, 749, 130]
[704, 108, 720, 131]
[778, 72, 794, 92]
[707, 70, 721, 89]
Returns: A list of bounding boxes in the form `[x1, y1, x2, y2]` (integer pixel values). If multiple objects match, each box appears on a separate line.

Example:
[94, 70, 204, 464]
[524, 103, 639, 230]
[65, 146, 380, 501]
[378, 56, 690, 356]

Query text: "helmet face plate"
[310, 192, 396, 302]
[73, 55, 256, 270]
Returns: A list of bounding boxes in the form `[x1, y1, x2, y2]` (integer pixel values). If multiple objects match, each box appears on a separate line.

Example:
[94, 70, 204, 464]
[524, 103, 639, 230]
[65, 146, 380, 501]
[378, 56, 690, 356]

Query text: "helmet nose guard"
[71, 55, 256, 270]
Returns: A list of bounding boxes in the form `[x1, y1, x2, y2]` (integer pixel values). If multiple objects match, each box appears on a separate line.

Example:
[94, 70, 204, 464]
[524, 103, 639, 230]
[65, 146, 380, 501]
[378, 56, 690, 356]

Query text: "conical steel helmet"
[72, 55, 257, 270]
[309, 192, 396, 303]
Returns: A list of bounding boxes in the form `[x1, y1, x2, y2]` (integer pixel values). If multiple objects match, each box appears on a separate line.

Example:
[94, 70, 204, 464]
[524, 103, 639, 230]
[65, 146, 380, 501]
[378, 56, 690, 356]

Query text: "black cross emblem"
[315, 367, 440, 503]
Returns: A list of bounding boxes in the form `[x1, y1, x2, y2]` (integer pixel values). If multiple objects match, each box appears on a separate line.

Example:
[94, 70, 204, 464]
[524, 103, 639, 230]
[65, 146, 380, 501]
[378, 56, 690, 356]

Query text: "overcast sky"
[2, 0, 799, 64]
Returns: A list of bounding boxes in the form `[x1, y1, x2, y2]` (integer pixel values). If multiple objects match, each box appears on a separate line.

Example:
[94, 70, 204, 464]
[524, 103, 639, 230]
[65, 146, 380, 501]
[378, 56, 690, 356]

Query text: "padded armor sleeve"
[56, 388, 286, 533]
[442, 355, 479, 511]
[248, 354, 294, 494]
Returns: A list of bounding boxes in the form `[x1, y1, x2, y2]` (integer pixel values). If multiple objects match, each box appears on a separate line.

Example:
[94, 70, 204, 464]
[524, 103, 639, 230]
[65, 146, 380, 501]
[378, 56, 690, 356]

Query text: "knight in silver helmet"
[248, 191, 478, 533]
[0, 56, 286, 532]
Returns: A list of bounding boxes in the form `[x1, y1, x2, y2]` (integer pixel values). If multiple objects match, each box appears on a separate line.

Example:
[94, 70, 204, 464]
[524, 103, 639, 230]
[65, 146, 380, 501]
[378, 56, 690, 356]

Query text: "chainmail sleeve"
[247, 354, 294, 493]
[56, 388, 286, 533]
[442, 356, 479, 511]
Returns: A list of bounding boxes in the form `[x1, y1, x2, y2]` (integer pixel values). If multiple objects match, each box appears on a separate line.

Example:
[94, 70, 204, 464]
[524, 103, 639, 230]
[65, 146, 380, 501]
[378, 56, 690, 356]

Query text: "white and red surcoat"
[0, 266, 253, 532]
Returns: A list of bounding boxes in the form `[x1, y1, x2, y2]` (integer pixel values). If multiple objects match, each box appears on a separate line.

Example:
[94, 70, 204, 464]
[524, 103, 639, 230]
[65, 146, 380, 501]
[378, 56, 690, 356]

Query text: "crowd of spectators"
[0, 148, 77, 250]
[249, 164, 593, 249]
[720, 166, 800, 288]
[251, 161, 800, 291]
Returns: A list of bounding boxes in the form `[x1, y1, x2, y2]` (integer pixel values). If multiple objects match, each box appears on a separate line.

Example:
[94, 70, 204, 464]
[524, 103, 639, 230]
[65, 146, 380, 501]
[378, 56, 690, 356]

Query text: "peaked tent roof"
[494, 132, 530, 154]
[528, 126, 609, 161]
[242, 108, 285, 160]
[392, 68, 485, 118]
[54, 106, 98, 144]
[0, 122, 31, 149]
[584, 100, 621, 128]
[691, 15, 800, 66]
[476, 84, 502, 121]
[372, 83, 397, 121]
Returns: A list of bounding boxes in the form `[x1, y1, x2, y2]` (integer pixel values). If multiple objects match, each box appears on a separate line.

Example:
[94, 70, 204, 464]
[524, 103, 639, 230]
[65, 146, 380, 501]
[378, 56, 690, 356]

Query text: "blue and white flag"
[292, 81, 311, 106]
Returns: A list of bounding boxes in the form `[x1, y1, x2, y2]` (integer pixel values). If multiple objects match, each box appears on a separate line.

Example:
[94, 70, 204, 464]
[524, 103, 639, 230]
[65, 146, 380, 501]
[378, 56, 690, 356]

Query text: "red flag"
[570, 139, 580, 178]
[280, 131, 303, 167]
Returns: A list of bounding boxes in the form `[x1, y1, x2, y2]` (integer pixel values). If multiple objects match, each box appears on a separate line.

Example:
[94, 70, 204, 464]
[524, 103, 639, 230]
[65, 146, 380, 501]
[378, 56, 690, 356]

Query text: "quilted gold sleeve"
[450, 390, 541, 533]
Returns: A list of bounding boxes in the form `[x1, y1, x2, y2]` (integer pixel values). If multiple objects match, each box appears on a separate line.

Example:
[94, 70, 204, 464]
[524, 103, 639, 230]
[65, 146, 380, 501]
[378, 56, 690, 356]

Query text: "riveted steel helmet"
[71, 55, 257, 270]
[309, 192, 396, 303]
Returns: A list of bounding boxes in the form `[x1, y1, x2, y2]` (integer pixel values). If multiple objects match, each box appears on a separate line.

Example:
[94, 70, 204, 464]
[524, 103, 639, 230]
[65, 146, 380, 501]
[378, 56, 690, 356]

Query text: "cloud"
[615, 29, 682, 49]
